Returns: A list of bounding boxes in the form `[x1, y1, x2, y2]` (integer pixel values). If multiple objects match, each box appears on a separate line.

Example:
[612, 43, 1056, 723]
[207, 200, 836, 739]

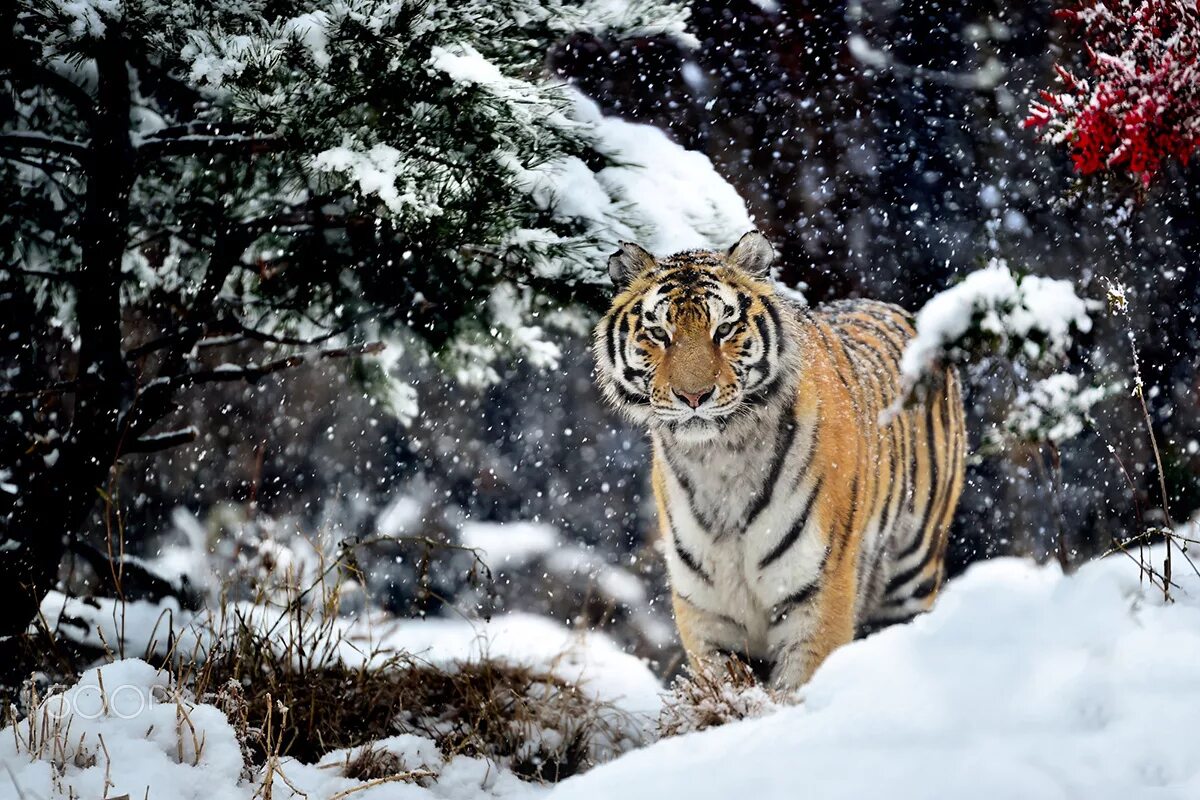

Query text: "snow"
[3, 612, 660, 800]
[53, 0, 122, 40]
[460, 521, 560, 568]
[35, 589, 662, 722]
[899, 258, 1097, 393]
[1001, 372, 1114, 444]
[372, 337, 421, 424]
[487, 283, 563, 370]
[563, 0, 697, 48]
[313, 142, 440, 218]
[182, 35, 253, 87]
[550, 547, 1200, 800]
[366, 612, 663, 718]
[429, 44, 511, 89]
[519, 90, 754, 274]
[427, 43, 577, 132]
[15, 545, 1200, 799]
[1, 659, 247, 800]
[377, 494, 426, 538]
[284, 12, 332, 68]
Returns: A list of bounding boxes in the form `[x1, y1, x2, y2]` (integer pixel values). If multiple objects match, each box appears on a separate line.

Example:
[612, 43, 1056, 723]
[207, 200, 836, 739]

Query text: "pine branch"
[137, 122, 283, 158]
[160, 341, 386, 389]
[0, 132, 89, 161]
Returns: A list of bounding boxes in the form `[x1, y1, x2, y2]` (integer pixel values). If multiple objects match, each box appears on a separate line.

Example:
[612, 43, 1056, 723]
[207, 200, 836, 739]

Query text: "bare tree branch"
[2, 265, 79, 283]
[0, 132, 90, 160]
[160, 341, 386, 389]
[137, 122, 283, 158]
[120, 426, 199, 454]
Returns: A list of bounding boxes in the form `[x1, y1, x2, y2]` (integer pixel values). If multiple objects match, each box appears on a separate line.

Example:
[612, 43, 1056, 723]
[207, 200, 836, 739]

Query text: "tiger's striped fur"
[592, 232, 966, 689]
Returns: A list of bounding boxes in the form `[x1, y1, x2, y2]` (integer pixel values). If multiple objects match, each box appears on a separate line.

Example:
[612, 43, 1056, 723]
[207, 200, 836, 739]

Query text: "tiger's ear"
[607, 242, 656, 290]
[726, 230, 774, 277]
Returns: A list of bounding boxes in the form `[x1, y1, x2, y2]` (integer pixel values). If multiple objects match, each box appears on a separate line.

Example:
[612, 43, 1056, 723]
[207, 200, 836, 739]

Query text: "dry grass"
[656, 657, 785, 739]
[336, 744, 406, 781]
[8, 522, 643, 788]
[165, 536, 640, 784]
[188, 612, 633, 782]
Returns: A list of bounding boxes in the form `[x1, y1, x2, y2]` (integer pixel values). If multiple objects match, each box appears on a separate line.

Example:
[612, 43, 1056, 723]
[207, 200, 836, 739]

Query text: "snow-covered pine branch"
[6, 0, 750, 409]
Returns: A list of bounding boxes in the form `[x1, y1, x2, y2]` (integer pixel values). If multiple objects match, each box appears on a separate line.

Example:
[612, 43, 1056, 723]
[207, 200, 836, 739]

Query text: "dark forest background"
[40, 0, 1200, 665]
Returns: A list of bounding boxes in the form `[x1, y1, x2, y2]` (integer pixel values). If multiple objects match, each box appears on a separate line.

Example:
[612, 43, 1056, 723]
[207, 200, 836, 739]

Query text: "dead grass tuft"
[186, 607, 637, 783]
[656, 657, 785, 739]
[337, 744, 405, 782]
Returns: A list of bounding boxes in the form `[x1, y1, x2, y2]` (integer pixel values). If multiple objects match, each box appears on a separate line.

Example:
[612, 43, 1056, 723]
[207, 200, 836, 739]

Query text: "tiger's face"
[593, 231, 796, 444]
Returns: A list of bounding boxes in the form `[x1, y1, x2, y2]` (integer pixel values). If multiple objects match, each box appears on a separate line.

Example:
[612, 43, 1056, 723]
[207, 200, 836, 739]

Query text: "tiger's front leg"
[762, 551, 857, 690]
[671, 590, 771, 682]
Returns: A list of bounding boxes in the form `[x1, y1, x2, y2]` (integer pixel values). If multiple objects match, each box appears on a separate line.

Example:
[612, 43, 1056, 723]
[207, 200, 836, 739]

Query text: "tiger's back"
[808, 299, 966, 635]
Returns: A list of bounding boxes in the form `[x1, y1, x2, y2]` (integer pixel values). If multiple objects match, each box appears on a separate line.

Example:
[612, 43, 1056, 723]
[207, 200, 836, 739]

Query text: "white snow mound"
[10, 549, 1200, 799]
[550, 549, 1200, 800]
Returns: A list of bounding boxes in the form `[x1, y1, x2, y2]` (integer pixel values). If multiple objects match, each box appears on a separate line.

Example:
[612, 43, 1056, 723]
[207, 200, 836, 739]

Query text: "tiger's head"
[593, 231, 800, 444]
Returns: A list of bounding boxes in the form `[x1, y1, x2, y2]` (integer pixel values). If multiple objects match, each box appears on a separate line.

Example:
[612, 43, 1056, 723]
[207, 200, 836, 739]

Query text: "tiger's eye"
[647, 327, 670, 344]
[715, 322, 735, 340]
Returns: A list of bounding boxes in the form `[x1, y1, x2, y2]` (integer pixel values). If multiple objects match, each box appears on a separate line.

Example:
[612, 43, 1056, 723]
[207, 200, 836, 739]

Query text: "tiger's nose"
[674, 386, 715, 408]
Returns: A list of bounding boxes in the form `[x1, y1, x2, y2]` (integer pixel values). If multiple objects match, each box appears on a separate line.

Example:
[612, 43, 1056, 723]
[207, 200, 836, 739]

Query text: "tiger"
[592, 231, 966, 690]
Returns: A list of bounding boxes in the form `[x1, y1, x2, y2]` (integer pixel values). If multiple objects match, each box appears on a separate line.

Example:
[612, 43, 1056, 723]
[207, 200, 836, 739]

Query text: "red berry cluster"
[1024, 1, 1200, 186]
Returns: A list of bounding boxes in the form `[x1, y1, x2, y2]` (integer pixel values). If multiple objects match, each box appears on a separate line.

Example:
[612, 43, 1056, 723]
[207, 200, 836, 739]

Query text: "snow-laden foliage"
[994, 371, 1116, 447]
[898, 259, 1098, 402]
[2, 0, 744, 394]
[1025, 0, 1200, 185]
[0, 0, 758, 672]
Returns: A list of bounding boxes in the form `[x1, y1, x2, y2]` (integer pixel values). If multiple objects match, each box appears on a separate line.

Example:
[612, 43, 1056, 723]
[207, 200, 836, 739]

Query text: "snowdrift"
[5, 548, 1200, 800]
[552, 549, 1200, 800]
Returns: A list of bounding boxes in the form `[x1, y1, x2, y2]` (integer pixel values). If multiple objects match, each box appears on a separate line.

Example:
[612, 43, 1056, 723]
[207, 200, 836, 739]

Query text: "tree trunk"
[0, 36, 134, 686]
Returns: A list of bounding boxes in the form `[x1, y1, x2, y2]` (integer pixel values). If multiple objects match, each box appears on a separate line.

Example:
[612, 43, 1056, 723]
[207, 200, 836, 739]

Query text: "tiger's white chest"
[653, 406, 829, 645]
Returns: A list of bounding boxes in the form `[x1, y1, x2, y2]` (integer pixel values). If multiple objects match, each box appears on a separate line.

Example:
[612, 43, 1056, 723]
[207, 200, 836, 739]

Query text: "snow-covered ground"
[553, 547, 1200, 800]
[6, 547, 1200, 800]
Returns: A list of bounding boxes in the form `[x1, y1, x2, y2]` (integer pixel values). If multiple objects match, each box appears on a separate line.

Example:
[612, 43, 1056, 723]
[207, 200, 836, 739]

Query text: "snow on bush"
[897, 258, 1098, 405]
[994, 371, 1116, 447]
[548, 545, 1200, 800]
[1025, 0, 1200, 186]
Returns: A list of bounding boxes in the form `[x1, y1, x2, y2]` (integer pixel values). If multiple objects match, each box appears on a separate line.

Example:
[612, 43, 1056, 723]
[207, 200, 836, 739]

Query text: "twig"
[327, 771, 435, 800]
[121, 427, 199, 454]
[0, 379, 81, 398]
[0, 132, 90, 160]
[161, 341, 385, 388]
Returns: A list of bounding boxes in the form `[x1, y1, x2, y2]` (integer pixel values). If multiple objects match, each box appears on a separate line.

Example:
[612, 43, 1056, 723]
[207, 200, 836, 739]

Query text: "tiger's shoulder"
[802, 298, 918, 403]
[814, 298, 915, 338]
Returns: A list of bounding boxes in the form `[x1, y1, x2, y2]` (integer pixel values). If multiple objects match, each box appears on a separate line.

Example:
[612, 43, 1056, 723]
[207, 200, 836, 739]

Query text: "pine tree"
[0, 0, 746, 680]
